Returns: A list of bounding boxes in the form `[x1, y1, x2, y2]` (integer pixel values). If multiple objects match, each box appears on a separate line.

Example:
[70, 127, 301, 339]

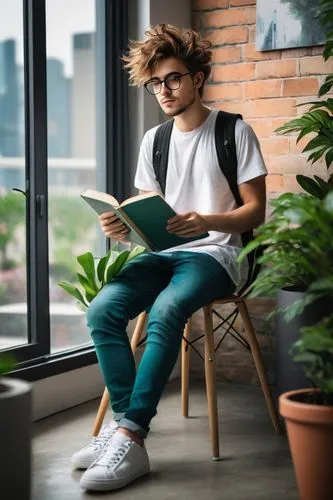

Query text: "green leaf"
[325, 148, 333, 168]
[125, 245, 146, 264]
[96, 250, 111, 284]
[105, 250, 130, 283]
[0, 354, 16, 376]
[324, 190, 333, 211]
[296, 175, 325, 198]
[58, 281, 88, 307]
[293, 352, 319, 364]
[77, 252, 98, 291]
[314, 175, 331, 195]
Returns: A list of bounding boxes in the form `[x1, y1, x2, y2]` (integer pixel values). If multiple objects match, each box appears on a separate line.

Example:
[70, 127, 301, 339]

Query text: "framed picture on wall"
[256, 0, 324, 51]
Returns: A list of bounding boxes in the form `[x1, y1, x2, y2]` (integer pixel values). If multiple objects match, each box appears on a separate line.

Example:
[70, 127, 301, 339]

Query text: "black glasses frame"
[144, 71, 192, 95]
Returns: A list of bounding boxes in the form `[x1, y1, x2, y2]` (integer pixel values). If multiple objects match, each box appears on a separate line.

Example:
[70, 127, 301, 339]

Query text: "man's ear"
[193, 71, 204, 90]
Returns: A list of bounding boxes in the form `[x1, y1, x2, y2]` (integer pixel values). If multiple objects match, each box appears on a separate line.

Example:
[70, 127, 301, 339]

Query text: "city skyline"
[0, 0, 95, 77]
[0, 31, 95, 161]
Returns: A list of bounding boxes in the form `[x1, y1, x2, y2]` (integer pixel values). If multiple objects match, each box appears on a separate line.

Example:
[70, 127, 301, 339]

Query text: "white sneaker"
[71, 421, 118, 469]
[79, 431, 150, 491]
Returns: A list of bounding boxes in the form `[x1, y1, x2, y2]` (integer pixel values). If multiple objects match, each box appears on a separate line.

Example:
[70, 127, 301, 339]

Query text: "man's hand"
[99, 212, 130, 241]
[167, 212, 209, 237]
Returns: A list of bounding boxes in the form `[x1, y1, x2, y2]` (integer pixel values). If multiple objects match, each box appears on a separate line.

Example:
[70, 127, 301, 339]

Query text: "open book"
[81, 189, 209, 251]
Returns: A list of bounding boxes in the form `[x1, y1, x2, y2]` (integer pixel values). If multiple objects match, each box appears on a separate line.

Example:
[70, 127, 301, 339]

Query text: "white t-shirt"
[134, 109, 267, 292]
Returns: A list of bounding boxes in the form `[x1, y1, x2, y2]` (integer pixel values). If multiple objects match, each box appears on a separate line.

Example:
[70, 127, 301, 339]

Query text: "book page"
[120, 191, 161, 208]
[81, 189, 120, 208]
[116, 208, 154, 250]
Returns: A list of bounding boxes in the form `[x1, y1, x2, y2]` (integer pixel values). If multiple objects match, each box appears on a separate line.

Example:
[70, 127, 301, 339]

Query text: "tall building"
[71, 33, 96, 159]
[0, 39, 21, 157]
[47, 58, 71, 157]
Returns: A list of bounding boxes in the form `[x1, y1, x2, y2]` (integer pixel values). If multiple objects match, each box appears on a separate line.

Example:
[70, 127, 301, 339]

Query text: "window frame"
[4, 0, 130, 380]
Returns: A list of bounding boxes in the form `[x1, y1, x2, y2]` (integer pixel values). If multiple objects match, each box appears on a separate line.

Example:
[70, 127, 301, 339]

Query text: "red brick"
[249, 25, 256, 42]
[260, 137, 289, 156]
[230, 0, 256, 5]
[243, 43, 280, 62]
[243, 79, 282, 99]
[204, 7, 256, 27]
[283, 78, 319, 97]
[247, 98, 296, 118]
[265, 155, 316, 174]
[311, 46, 324, 56]
[211, 46, 242, 63]
[295, 96, 314, 115]
[256, 59, 297, 79]
[266, 174, 285, 192]
[213, 62, 255, 82]
[247, 118, 287, 138]
[192, 0, 229, 9]
[215, 101, 249, 117]
[206, 27, 248, 45]
[289, 135, 316, 154]
[300, 56, 333, 75]
[203, 83, 242, 101]
[284, 174, 305, 193]
[281, 47, 310, 59]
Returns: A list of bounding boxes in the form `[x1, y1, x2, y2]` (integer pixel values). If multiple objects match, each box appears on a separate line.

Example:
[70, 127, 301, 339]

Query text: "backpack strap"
[214, 111, 243, 205]
[215, 110, 262, 293]
[152, 119, 174, 196]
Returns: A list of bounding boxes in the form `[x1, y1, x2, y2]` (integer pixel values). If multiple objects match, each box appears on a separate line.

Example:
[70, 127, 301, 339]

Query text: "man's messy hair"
[122, 24, 212, 97]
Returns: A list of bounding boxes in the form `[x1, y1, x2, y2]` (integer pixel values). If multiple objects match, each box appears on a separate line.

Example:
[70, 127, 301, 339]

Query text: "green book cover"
[81, 190, 209, 251]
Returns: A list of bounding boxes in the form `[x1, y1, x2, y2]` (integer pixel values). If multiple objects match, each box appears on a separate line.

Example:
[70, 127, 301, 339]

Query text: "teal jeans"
[87, 251, 235, 438]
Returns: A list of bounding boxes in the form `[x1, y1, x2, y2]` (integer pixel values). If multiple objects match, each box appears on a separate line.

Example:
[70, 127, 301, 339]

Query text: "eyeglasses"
[144, 72, 192, 95]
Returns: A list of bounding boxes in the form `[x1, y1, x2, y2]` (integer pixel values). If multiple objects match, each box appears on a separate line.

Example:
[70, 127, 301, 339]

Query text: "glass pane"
[46, 0, 104, 353]
[0, 1, 28, 350]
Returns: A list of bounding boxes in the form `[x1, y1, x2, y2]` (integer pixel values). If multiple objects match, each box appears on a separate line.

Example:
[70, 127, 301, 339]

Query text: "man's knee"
[86, 286, 127, 330]
[148, 300, 188, 331]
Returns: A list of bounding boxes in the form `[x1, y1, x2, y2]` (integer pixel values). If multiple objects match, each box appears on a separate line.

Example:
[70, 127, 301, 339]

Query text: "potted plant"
[0, 354, 32, 500]
[238, 189, 333, 499]
[58, 245, 146, 309]
[237, 2, 333, 496]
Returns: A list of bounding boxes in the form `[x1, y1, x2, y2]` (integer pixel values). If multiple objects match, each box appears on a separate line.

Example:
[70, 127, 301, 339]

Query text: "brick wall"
[189, 0, 332, 385]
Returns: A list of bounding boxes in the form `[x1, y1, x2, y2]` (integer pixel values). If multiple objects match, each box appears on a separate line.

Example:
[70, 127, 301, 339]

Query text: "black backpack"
[152, 110, 260, 294]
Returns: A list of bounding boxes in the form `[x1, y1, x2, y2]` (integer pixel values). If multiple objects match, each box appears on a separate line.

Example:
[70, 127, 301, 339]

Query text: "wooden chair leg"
[203, 304, 220, 460]
[237, 301, 281, 434]
[91, 311, 147, 437]
[181, 319, 191, 417]
[92, 387, 109, 436]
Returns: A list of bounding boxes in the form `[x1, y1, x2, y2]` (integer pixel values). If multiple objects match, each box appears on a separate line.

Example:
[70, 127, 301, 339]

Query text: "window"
[46, 0, 102, 352]
[0, 0, 129, 376]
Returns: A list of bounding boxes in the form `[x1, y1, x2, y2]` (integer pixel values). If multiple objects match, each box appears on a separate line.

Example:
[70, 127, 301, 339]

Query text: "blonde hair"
[122, 24, 212, 97]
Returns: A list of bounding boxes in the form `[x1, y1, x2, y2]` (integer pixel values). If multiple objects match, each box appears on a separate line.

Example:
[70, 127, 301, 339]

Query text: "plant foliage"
[276, 0, 333, 187]
[238, 191, 333, 403]
[58, 245, 146, 310]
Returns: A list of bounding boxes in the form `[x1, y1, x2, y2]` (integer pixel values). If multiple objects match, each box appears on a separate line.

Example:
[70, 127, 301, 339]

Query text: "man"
[73, 24, 267, 492]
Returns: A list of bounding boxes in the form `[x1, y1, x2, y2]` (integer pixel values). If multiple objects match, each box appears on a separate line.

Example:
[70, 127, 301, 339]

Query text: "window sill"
[10, 347, 98, 382]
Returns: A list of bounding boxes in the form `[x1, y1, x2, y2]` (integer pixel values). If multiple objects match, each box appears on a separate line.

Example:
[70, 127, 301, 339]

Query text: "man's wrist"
[204, 214, 226, 232]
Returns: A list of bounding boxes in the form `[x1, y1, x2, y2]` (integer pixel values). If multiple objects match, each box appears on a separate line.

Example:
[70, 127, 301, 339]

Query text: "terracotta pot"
[279, 389, 333, 500]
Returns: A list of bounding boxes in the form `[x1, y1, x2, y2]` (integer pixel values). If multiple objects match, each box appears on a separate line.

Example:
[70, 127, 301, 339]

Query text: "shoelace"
[91, 424, 115, 452]
[97, 442, 131, 470]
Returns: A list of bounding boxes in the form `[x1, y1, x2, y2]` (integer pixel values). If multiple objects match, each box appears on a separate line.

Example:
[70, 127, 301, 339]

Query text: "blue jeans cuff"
[118, 417, 148, 439]
[113, 411, 126, 423]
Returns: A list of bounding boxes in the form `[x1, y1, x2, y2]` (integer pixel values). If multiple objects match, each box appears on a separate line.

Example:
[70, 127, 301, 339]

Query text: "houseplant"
[237, 2, 333, 497]
[238, 179, 333, 500]
[0, 353, 32, 500]
[58, 244, 146, 310]
[271, 0, 333, 399]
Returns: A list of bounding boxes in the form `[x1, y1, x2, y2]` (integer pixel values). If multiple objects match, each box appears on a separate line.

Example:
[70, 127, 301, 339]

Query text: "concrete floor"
[32, 380, 298, 500]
